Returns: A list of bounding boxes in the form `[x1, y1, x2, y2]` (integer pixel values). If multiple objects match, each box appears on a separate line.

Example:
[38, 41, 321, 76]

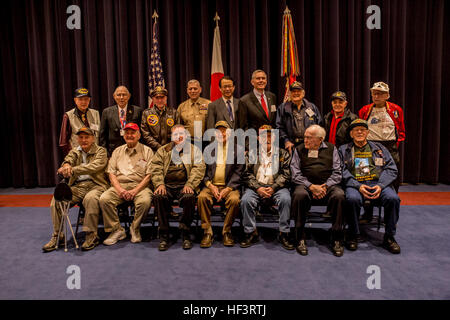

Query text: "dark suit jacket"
[206, 97, 240, 131]
[238, 90, 277, 131]
[99, 104, 143, 156]
[203, 142, 245, 190]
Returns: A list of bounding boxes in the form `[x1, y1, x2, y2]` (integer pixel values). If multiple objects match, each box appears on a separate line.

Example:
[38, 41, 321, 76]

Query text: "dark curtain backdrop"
[0, 0, 448, 187]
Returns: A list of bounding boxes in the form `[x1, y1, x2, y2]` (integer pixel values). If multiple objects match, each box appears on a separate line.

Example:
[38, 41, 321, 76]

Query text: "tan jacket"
[150, 142, 206, 192]
[177, 97, 211, 139]
[62, 143, 109, 189]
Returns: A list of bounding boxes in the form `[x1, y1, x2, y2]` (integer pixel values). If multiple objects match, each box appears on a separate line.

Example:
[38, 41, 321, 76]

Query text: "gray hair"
[187, 79, 201, 87]
[113, 86, 130, 96]
[251, 69, 267, 80]
[306, 125, 326, 140]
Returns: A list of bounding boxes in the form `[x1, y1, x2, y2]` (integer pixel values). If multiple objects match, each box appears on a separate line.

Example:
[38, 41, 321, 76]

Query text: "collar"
[253, 89, 265, 99]
[77, 144, 97, 155]
[125, 142, 141, 154]
[332, 110, 344, 118]
[118, 104, 128, 112]
[222, 97, 233, 105]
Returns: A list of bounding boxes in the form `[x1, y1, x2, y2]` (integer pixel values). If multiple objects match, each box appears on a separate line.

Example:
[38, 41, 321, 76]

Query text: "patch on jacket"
[167, 118, 174, 126]
[147, 114, 159, 126]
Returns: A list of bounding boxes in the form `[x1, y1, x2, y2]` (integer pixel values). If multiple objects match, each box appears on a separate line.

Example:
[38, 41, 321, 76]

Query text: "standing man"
[359, 82, 405, 192]
[238, 70, 277, 131]
[339, 119, 401, 254]
[43, 127, 108, 252]
[100, 123, 153, 246]
[177, 80, 211, 144]
[240, 125, 293, 250]
[150, 124, 206, 251]
[99, 86, 143, 157]
[276, 81, 323, 154]
[59, 87, 100, 156]
[290, 125, 345, 257]
[324, 91, 358, 147]
[141, 86, 179, 152]
[206, 76, 240, 131]
[197, 121, 245, 248]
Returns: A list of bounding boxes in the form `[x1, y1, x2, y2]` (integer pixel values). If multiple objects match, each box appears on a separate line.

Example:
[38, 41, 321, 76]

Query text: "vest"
[298, 142, 334, 185]
[66, 108, 100, 149]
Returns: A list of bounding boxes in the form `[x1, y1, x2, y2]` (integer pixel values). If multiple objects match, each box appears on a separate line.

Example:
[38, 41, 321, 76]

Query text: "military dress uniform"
[177, 97, 210, 143]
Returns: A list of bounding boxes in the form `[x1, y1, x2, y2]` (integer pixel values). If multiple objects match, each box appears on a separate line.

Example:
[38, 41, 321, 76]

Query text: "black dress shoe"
[332, 240, 344, 257]
[159, 239, 169, 251]
[239, 231, 259, 248]
[383, 236, 401, 254]
[296, 240, 308, 256]
[278, 233, 294, 250]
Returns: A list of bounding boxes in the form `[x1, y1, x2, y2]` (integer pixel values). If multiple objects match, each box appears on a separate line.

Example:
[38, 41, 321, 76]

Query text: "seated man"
[150, 124, 206, 251]
[197, 121, 245, 247]
[339, 119, 401, 254]
[240, 125, 294, 250]
[43, 127, 108, 252]
[291, 125, 345, 257]
[100, 123, 154, 245]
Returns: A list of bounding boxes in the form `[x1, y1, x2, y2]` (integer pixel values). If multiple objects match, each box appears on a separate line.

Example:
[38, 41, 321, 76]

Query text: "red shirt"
[328, 111, 343, 145]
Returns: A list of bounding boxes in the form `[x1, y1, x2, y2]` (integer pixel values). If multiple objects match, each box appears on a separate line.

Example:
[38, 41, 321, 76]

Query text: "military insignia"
[167, 118, 174, 126]
[376, 150, 383, 157]
[199, 104, 208, 110]
[147, 114, 159, 126]
[78, 88, 88, 94]
[393, 110, 398, 118]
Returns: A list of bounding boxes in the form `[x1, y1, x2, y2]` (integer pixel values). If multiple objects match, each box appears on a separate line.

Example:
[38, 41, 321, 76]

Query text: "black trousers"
[152, 185, 196, 235]
[291, 185, 345, 240]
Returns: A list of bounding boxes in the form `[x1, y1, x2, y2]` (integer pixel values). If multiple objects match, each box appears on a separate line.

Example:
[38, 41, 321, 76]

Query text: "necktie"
[226, 100, 234, 122]
[120, 109, 126, 128]
[260, 93, 269, 119]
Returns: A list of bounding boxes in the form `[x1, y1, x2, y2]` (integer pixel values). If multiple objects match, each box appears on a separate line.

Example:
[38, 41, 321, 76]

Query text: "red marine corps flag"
[148, 10, 166, 108]
[210, 12, 224, 102]
[281, 6, 300, 102]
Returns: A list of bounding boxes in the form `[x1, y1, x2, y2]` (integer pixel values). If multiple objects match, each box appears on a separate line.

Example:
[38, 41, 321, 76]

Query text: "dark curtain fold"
[0, 0, 448, 187]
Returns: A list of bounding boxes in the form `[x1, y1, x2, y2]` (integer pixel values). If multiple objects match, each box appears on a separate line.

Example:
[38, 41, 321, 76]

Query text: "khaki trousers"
[50, 181, 104, 236]
[197, 186, 240, 235]
[99, 183, 152, 233]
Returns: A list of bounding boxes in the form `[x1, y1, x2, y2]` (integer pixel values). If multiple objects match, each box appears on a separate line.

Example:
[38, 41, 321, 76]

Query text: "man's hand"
[309, 184, 326, 200]
[285, 141, 295, 154]
[257, 187, 270, 198]
[208, 183, 220, 201]
[57, 164, 73, 178]
[155, 185, 167, 196]
[218, 187, 232, 201]
[125, 188, 139, 201]
[360, 185, 381, 199]
[182, 186, 194, 194]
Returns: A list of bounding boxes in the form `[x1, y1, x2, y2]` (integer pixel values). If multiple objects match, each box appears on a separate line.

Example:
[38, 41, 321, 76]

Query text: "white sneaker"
[130, 226, 142, 243]
[103, 228, 126, 246]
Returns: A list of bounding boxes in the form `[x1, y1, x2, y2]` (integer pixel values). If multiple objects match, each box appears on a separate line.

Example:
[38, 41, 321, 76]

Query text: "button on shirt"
[76, 146, 92, 182]
[106, 142, 154, 184]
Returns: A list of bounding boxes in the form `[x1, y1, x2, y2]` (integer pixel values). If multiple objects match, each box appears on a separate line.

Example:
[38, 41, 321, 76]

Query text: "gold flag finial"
[152, 10, 159, 22]
[284, 6, 291, 15]
[214, 12, 220, 27]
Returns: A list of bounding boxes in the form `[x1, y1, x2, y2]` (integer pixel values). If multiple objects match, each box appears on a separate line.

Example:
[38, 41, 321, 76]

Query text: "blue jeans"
[345, 183, 400, 236]
[240, 188, 291, 234]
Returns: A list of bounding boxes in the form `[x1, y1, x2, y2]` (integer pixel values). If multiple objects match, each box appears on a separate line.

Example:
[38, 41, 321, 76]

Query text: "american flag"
[148, 10, 165, 108]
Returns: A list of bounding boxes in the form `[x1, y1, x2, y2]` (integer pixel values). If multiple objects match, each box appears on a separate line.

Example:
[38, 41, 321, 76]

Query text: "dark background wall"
[0, 0, 448, 187]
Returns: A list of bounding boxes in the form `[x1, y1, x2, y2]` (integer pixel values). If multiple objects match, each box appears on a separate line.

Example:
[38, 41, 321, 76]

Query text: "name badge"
[305, 108, 315, 117]
[308, 150, 318, 158]
[270, 105, 277, 112]
[90, 124, 99, 131]
[375, 158, 384, 166]
[120, 129, 125, 136]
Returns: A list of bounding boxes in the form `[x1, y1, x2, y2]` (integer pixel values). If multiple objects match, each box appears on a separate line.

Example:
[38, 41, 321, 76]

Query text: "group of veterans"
[45, 69, 405, 257]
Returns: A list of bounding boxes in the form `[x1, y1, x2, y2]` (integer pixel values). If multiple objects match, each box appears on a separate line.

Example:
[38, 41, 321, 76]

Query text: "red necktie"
[261, 93, 269, 119]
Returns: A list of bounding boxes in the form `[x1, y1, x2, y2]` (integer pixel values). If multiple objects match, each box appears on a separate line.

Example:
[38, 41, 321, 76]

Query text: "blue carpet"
[0, 205, 449, 300]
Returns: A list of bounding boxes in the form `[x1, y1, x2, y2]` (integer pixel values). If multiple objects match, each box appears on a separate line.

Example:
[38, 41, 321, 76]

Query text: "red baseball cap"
[124, 123, 140, 131]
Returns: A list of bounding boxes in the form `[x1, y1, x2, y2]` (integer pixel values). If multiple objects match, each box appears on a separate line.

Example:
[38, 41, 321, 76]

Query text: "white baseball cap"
[370, 82, 389, 93]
